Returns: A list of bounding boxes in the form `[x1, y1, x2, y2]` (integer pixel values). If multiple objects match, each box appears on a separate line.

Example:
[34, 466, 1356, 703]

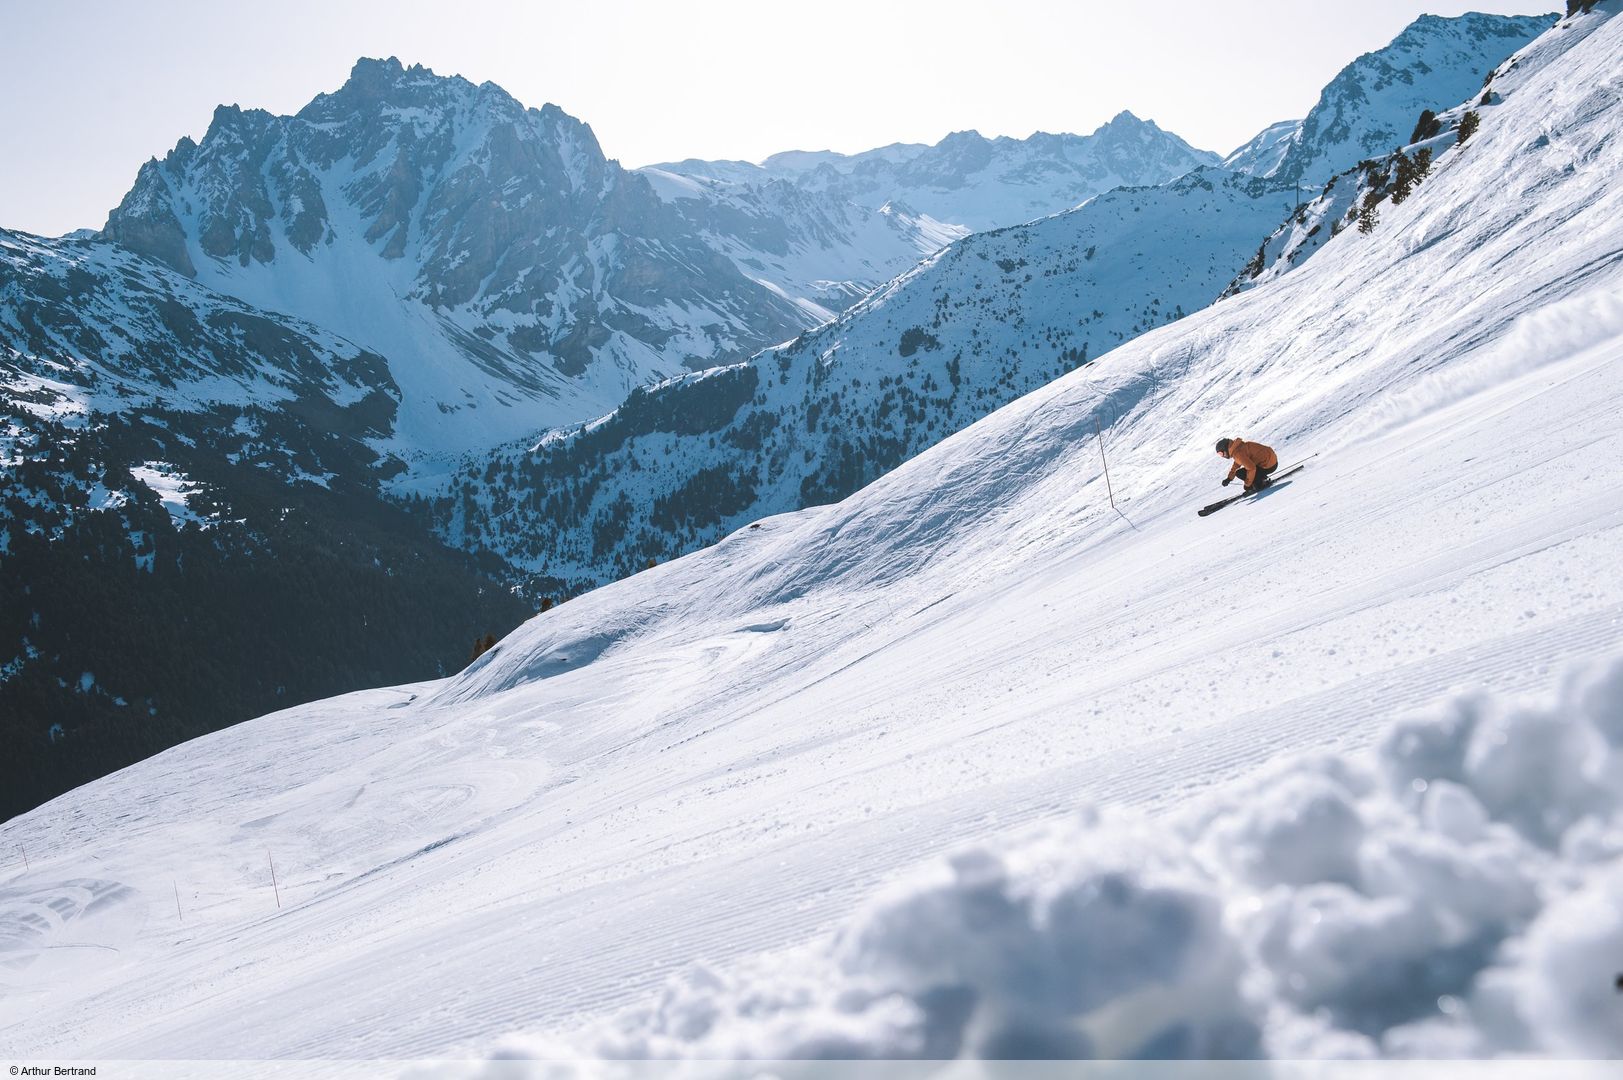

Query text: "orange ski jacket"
[1223, 438, 1278, 489]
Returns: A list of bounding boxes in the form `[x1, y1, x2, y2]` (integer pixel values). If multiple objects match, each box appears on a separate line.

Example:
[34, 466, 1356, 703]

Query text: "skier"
[1216, 437, 1278, 493]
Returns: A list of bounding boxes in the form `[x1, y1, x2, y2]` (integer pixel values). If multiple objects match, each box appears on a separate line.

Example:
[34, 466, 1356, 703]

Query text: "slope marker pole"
[1093, 417, 1139, 532]
[268, 851, 282, 910]
[19, 846, 28, 873]
[174, 880, 183, 924]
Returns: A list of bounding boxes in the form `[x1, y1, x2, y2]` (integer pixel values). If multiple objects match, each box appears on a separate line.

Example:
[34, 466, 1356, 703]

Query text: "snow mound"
[475, 653, 1623, 1063]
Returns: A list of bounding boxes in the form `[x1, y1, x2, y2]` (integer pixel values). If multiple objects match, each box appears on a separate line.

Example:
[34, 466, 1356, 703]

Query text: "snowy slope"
[1221, 109, 1470, 300]
[4, 4, 1623, 1064]
[426, 13, 1555, 593]
[1221, 118, 1302, 175]
[434, 167, 1297, 590]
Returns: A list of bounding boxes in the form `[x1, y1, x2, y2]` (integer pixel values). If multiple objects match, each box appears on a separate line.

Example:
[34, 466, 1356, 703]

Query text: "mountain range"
[651, 110, 1223, 233]
[101, 58, 812, 456]
[428, 9, 1552, 593]
[0, 11, 1554, 818]
[435, 166, 1299, 590]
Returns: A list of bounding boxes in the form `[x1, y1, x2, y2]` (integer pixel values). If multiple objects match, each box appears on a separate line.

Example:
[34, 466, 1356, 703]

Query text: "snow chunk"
[1198, 761, 1367, 887]
[534, 651, 1623, 1061]
[835, 824, 1260, 1059]
[580, 814, 1259, 1060]
[1513, 865, 1623, 1055]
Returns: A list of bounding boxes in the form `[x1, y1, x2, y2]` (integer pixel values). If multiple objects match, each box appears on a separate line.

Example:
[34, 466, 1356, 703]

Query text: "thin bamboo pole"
[1093, 417, 1139, 531]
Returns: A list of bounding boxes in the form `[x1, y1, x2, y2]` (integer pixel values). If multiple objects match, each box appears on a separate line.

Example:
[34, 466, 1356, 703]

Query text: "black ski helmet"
[1215, 438, 1233, 454]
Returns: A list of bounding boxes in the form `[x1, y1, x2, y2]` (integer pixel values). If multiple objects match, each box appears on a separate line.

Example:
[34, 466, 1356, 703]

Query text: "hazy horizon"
[1, 0, 1557, 236]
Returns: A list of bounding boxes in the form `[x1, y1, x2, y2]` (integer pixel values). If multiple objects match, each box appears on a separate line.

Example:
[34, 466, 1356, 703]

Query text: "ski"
[1197, 463, 1307, 517]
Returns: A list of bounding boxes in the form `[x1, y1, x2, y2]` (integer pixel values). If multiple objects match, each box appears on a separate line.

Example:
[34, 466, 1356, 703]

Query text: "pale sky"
[0, 0, 1556, 237]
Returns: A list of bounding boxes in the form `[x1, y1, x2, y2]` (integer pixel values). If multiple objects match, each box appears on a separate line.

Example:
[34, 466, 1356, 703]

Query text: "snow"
[737, 119, 1222, 233]
[509, 652, 1623, 1059]
[452, 164, 1304, 584]
[639, 164, 970, 330]
[1265, 12, 1553, 184]
[1222, 119, 1302, 175]
[83, 482, 129, 512]
[1, 4, 1622, 1067]
[129, 463, 207, 527]
[0, 228, 385, 429]
[0, 370, 91, 425]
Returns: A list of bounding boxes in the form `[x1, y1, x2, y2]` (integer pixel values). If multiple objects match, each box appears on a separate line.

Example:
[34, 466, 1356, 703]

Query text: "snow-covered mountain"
[435, 167, 1297, 590]
[101, 58, 812, 459]
[422, 15, 1567, 595]
[91, 64, 1223, 467]
[0, 10, 1578, 827]
[1221, 101, 1473, 299]
[657, 113, 1223, 234]
[639, 165, 968, 321]
[1221, 118, 1302, 175]
[1228, 12, 1554, 187]
[0, 64, 1247, 818]
[632, 112, 1226, 329]
[4, 4, 1620, 1061]
[0, 227, 531, 819]
[0, 228, 395, 427]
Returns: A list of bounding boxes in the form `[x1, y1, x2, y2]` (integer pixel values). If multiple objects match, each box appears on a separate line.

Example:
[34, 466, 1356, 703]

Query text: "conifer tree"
[468, 632, 498, 662]
[1358, 191, 1381, 234]
[1457, 111, 1481, 145]
[1391, 151, 1416, 205]
[1414, 147, 1433, 182]
[1410, 109, 1440, 144]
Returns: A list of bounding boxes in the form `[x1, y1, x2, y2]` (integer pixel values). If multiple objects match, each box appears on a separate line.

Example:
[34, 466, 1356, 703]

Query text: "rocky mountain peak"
[97, 59, 809, 456]
[204, 103, 267, 137]
[315, 56, 462, 110]
[1098, 109, 1146, 130]
[1268, 10, 1554, 184]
